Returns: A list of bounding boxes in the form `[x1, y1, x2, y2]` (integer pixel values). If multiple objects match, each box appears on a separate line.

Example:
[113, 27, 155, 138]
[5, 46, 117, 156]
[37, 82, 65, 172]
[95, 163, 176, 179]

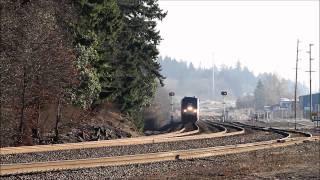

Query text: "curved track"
[0, 125, 196, 155]
[196, 120, 227, 133]
[2, 119, 315, 176]
[0, 119, 238, 155]
[1, 127, 317, 176]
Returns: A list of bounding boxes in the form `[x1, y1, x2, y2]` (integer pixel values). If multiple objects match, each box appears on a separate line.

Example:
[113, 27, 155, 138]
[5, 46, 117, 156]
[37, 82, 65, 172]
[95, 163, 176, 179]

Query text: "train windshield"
[181, 97, 198, 109]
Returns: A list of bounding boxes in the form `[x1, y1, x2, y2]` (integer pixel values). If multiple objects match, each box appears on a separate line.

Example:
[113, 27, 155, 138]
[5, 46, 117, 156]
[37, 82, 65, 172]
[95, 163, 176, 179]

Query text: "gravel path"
[2, 140, 318, 179]
[1, 128, 283, 164]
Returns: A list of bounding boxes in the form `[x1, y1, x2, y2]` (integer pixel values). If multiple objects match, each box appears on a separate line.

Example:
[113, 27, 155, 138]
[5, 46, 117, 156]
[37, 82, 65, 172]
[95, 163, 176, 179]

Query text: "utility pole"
[212, 53, 215, 100]
[306, 43, 314, 121]
[318, 46, 320, 127]
[294, 39, 301, 130]
[169, 91, 175, 123]
[221, 91, 227, 122]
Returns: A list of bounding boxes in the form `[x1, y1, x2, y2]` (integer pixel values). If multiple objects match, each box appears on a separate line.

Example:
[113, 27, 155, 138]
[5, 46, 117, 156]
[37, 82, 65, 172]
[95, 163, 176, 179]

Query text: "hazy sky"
[157, 0, 319, 93]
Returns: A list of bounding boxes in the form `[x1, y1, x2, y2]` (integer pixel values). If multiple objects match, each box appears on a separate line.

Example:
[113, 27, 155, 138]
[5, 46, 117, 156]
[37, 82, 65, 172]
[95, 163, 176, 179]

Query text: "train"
[181, 96, 199, 125]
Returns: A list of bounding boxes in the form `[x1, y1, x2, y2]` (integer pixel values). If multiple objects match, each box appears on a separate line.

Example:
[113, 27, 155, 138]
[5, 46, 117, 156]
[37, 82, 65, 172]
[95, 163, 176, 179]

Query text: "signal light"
[221, 91, 227, 96]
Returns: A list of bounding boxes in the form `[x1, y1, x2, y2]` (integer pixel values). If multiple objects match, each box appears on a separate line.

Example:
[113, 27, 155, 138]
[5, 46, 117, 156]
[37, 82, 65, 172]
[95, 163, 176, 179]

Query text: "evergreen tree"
[254, 79, 265, 110]
[71, 0, 123, 108]
[110, 0, 166, 129]
[71, 0, 166, 130]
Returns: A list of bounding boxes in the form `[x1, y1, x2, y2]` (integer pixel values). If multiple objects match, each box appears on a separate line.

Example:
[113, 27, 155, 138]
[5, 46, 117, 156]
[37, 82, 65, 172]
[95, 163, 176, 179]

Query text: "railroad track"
[4, 119, 309, 176]
[0, 125, 195, 155]
[232, 121, 313, 138]
[0, 121, 248, 166]
[0, 120, 245, 175]
[1, 128, 317, 176]
[204, 120, 244, 133]
[1, 119, 240, 155]
[196, 120, 227, 133]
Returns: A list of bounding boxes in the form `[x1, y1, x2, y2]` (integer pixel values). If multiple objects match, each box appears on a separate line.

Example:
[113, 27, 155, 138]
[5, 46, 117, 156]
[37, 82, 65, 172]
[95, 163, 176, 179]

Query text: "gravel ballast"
[1, 127, 283, 164]
[2, 140, 319, 179]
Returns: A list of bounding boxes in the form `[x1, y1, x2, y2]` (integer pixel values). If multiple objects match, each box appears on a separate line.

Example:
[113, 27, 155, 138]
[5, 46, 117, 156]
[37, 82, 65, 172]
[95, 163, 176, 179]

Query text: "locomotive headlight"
[183, 109, 187, 112]
[193, 109, 197, 113]
[187, 106, 193, 111]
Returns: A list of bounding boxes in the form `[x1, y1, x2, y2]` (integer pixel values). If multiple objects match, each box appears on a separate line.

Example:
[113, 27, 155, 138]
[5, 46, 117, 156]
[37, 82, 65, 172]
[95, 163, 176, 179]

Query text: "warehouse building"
[299, 92, 320, 118]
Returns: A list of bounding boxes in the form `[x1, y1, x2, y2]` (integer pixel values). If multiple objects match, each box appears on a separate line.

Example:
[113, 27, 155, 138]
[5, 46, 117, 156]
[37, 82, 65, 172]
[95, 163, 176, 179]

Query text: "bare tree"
[1, 1, 78, 145]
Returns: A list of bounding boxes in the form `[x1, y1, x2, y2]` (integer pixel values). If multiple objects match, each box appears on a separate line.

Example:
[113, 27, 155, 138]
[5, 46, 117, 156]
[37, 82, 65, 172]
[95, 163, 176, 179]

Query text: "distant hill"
[158, 56, 307, 100]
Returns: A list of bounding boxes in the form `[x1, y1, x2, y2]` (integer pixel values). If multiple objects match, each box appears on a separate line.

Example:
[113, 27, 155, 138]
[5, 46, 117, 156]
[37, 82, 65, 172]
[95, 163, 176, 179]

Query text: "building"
[299, 92, 320, 118]
[279, 98, 294, 111]
[258, 98, 295, 120]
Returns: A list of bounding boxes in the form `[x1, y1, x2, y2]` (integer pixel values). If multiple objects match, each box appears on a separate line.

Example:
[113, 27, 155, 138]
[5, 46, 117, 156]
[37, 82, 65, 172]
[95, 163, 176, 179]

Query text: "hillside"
[159, 56, 308, 101]
[0, 0, 165, 147]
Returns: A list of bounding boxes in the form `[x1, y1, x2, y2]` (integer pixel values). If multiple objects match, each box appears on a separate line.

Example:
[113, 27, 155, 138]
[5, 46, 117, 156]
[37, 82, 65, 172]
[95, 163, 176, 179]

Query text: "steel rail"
[0, 121, 240, 155]
[196, 120, 227, 133]
[232, 122, 313, 138]
[0, 126, 197, 155]
[204, 120, 242, 132]
[1, 134, 317, 176]
[0, 121, 235, 155]
[0, 123, 207, 155]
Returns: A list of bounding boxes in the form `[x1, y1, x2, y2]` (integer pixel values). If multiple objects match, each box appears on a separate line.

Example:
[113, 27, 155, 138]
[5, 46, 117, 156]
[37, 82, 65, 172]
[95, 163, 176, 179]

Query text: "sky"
[157, 0, 320, 93]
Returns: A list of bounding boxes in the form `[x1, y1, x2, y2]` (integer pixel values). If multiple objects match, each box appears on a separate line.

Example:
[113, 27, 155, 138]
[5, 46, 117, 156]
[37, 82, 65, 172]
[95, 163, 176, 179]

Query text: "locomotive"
[181, 96, 199, 125]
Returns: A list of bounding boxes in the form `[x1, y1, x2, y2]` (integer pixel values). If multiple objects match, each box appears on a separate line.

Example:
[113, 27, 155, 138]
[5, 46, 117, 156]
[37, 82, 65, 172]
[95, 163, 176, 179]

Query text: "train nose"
[183, 106, 197, 113]
[187, 106, 193, 111]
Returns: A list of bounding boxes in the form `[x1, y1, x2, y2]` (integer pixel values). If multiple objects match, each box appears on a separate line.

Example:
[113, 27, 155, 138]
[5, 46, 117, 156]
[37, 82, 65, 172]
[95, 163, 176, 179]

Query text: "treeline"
[236, 73, 302, 110]
[159, 56, 307, 106]
[159, 56, 257, 99]
[0, 0, 165, 145]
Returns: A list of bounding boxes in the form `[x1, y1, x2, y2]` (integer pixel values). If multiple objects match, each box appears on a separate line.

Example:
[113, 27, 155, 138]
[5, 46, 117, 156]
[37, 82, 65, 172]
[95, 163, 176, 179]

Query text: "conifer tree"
[72, 0, 166, 129]
[254, 79, 266, 110]
[111, 0, 166, 129]
[72, 0, 122, 108]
